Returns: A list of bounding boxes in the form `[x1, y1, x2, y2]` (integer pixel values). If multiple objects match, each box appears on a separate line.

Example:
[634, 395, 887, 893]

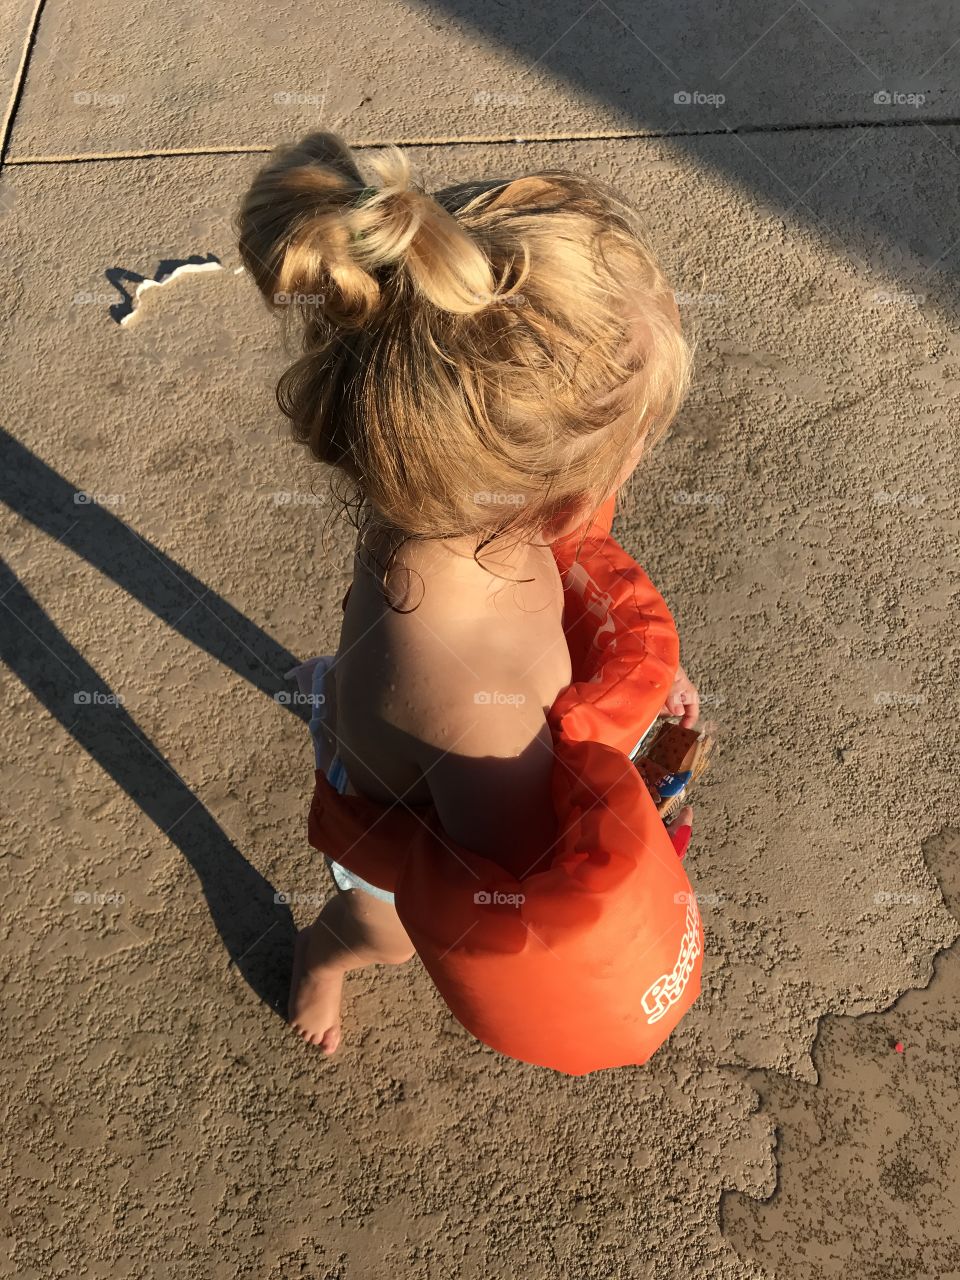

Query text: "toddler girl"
[237, 133, 699, 1054]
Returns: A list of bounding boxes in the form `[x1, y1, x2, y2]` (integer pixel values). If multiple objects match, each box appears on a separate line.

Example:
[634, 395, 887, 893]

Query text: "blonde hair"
[236, 131, 692, 565]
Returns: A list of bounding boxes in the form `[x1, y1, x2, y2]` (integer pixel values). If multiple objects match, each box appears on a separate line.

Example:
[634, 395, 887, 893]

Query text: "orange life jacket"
[308, 498, 703, 1074]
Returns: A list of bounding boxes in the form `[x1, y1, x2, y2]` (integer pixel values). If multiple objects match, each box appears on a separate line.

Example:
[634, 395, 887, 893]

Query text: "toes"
[291, 1020, 341, 1054]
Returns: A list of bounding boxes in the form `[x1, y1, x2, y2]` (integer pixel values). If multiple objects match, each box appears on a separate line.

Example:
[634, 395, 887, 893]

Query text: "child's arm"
[407, 672, 558, 876]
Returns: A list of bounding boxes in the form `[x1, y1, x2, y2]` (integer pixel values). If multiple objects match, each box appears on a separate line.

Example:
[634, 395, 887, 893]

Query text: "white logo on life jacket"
[566, 562, 618, 653]
[641, 898, 702, 1024]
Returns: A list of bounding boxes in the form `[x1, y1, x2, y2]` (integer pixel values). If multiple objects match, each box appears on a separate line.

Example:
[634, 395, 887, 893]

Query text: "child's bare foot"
[287, 889, 415, 1054]
[288, 920, 350, 1053]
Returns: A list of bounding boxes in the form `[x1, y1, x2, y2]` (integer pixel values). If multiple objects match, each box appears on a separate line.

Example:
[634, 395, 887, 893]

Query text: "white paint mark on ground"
[120, 260, 224, 327]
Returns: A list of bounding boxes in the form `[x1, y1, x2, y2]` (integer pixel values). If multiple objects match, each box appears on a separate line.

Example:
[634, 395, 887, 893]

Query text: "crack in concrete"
[5, 114, 960, 167]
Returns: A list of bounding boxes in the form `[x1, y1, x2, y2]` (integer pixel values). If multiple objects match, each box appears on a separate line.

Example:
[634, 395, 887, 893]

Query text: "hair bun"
[237, 132, 693, 557]
[236, 131, 499, 330]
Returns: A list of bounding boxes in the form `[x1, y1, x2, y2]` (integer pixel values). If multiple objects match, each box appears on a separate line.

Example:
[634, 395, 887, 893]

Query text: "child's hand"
[661, 664, 699, 728]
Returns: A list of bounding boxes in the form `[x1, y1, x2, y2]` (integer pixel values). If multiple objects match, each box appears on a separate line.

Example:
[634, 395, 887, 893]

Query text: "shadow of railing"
[0, 430, 323, 1016]
[0, 557, 295, 1014]
[0, 428, 307, 720]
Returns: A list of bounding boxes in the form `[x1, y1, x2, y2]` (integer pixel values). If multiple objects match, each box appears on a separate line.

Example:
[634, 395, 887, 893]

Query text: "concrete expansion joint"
[3, 114, 958, 168]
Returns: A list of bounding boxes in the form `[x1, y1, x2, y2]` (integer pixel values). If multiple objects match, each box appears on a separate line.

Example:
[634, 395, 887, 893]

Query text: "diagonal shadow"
[419, 0, 960, 309]
[0, 427, 309, 721]
[0, 557, 295, 1015]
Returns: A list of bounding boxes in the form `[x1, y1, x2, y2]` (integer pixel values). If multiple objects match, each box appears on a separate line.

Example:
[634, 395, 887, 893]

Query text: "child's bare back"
[335, 532, 571, 855]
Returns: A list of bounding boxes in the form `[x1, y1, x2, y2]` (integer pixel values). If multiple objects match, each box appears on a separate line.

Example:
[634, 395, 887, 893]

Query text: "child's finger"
[679, 688, 700, 728]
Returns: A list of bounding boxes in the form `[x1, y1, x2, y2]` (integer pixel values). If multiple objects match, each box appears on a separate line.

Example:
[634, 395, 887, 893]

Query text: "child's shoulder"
[345, 536, 570, 749]
[379, 578, 553, 746]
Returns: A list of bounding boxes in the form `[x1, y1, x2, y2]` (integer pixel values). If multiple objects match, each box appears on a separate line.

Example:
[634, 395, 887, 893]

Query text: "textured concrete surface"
[2, 8, 960, 1278]
[723, 829, 960, 1277]
[6, 0, 959, 158]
